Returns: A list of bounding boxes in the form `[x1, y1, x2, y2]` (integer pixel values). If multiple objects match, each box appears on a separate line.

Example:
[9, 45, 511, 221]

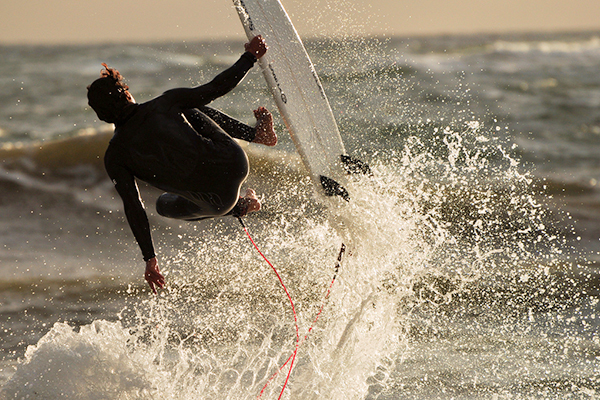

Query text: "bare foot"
[234, 189, 261, 217]
[243, 188, 261, 214]
[253, 107, 277, 146]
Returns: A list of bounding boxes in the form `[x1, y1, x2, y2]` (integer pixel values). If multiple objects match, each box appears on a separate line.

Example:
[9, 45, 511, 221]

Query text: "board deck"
[232, 0, 358, 201]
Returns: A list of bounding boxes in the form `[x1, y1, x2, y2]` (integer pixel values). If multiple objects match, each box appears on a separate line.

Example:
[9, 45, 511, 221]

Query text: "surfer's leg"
[198, 106, 276, 146]
[226, 189, 262, 218]
[198, 106, 257, 142]
[156, 189, 261, 221]
[155, 193, 223, 221]
[183, 108, 240, 147]
[182, 109, 250, 183]
[167, 109, 262, 220]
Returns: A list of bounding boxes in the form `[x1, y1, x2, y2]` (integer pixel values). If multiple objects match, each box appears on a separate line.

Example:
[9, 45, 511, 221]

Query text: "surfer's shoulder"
[104, 138, 128, 164]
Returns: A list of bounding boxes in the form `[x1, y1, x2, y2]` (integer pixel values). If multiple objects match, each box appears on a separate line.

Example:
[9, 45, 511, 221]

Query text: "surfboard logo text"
[236, 0, 255, 31]
[268, 63, 287, 104]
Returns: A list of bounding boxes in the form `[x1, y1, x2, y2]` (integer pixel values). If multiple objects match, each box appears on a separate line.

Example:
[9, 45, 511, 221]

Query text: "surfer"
[87, 35, 277, 294]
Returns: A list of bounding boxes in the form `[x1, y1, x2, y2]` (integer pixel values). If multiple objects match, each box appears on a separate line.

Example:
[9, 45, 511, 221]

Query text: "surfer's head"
[87, 63, 135, 124]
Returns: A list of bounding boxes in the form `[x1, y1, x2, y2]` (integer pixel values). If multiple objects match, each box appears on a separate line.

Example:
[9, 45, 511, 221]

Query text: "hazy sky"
[1, 0, 600, 44]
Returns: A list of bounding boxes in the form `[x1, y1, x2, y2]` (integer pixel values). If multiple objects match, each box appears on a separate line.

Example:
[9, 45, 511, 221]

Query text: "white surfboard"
[233, 0, 369, 201]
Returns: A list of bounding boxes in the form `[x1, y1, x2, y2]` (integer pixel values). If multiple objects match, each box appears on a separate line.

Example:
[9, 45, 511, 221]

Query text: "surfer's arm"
[161, 36, 266, 109]
[161, 52, 256, 108]
[104, 149, 156, 262]
[104, 154, 165, 293]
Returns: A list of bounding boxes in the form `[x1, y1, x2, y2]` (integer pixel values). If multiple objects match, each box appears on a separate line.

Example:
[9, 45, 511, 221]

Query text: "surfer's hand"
[245, 35, 267, 59]
[144, 257, 165, 294]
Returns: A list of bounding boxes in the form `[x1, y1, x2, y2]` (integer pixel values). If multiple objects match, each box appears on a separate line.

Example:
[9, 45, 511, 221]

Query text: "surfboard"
[232, 0, 369, 201]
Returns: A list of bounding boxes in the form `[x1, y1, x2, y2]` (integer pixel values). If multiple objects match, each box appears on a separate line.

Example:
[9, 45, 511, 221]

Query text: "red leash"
[238, 218, 344, 399]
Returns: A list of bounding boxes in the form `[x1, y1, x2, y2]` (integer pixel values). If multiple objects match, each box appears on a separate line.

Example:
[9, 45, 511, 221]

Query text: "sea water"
[1, 31, 599, 399]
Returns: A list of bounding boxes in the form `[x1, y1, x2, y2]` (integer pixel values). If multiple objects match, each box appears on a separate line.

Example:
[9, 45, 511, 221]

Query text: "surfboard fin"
[320, 175, 350, 202]
[341, 155, 372, 176]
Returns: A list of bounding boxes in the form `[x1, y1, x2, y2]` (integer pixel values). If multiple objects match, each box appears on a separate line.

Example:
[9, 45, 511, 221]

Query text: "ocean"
[1, 31, 599, 399]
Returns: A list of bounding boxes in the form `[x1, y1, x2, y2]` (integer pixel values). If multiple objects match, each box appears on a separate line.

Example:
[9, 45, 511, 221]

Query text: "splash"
[1, 320, 158, 399]
[2, 120, 571, 399]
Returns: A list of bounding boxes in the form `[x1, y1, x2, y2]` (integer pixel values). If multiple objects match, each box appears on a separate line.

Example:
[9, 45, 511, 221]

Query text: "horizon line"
[1, 27, 599, 47]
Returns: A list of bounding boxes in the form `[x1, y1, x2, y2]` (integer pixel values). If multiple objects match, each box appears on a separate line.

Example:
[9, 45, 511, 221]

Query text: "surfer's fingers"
[254, 108, 273, 122]
[245, 36, 267, 58]
[148, 272, 164, 286]
[147, 280, 157, 295]
[249, 34, 264, 44]
[145, 271, 163, 294]
[253, 107, 268, 117]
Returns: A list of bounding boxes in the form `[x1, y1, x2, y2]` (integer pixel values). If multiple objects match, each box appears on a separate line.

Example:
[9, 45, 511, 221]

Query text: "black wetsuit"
[104, 52, 258, 261]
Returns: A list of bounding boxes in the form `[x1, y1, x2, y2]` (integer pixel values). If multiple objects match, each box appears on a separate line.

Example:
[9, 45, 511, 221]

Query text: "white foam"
[1, 320, 160, 399]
